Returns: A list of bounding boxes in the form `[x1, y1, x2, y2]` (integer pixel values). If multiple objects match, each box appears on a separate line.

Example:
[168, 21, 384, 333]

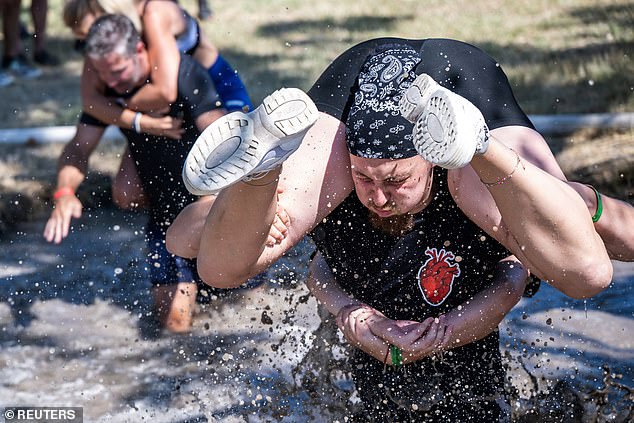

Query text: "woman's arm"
[123, 2, 181, 111]
[78, 3, 184, 134]
[80, 60, 137, 128]
[80, 60, 183, 138]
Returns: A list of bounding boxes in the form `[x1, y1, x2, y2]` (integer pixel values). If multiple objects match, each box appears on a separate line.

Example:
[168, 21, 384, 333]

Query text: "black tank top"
[310, 167, 510, 320]
[309, 168, 510, 413]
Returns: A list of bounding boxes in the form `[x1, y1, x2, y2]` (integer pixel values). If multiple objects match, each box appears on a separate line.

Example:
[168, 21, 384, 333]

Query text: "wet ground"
[0, 208, 632, 422]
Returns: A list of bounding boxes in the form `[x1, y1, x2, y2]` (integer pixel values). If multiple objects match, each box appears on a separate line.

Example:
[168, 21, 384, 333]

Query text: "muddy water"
[0, 208, 632, 422]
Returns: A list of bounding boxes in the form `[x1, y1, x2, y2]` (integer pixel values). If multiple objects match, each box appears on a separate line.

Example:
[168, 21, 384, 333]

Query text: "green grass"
[3, 0, 633, 128]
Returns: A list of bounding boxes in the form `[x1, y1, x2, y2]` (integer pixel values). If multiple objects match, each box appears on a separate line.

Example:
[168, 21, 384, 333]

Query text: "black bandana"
[345, 44, 421, 159]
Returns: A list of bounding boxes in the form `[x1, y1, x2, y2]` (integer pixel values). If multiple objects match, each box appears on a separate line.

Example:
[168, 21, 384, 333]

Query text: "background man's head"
[84, 14, 148, 94]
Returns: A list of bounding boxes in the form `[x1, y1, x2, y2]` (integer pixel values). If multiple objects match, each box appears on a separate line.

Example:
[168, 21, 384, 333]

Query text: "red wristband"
[53, 187, 75, 200]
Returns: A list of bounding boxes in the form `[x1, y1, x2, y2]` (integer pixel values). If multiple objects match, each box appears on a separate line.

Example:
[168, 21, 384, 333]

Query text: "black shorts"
[308, 37, 534, 131]
[145, 218, 200, 287]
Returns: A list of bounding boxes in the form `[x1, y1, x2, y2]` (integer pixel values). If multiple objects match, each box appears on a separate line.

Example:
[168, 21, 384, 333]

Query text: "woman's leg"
[487, 123, 634, 263]
[207, 54, 253, 112]
[472, 131, 611, 294]
[568, 181, 634, 261]
[166, 196, 215, 259]
[405, 74, 613, 298]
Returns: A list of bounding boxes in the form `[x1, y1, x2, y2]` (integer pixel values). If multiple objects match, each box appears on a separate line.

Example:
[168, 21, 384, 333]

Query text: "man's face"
[90, 49, 145, 95]
[350, 154, 434, 217]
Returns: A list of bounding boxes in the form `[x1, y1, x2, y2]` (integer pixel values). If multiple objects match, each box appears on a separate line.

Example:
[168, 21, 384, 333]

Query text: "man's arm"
[307, 252, 394, 363]
[369, 257, 528, 363]
[80, 61, 184, 139]
[306, 251, 364, 315]
[80, 60, 136, 129]
[307, 252, 450, 364]
[195, 113, 354, 288]
[309, 251, 527, 364]
[439, 258, 528, 349]
[43, 123, 105, 244]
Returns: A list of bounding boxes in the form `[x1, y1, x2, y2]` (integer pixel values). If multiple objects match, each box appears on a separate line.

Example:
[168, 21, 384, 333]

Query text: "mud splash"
[1, 208, 632, 421]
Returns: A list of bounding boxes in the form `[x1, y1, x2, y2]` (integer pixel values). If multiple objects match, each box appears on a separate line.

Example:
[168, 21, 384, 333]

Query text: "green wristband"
[588, 185, 603, 223]
[390, 345, 402, 367]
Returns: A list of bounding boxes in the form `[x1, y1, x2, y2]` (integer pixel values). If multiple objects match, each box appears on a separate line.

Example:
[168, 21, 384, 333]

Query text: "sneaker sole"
[400, 73, 438, 123]
[183, 87, 318, 195]
[412, 90, 477, 169]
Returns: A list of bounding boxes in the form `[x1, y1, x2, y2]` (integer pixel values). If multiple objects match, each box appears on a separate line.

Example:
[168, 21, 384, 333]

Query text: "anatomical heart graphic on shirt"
[417, 247, 461, 306]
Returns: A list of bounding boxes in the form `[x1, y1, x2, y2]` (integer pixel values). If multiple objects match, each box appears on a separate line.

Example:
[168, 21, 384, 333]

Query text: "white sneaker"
[183, 87, 319, 195]
[4, 56, 42, 79]
[400, 72, 437, 123]
[400, 74, 489, 169]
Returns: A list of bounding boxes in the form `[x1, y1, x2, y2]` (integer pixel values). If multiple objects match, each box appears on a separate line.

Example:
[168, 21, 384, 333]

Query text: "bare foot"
[152, 282, 198, 333]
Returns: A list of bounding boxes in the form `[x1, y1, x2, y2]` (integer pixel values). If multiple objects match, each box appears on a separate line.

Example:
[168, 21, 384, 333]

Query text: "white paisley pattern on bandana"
[345, 44, 422, 159]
